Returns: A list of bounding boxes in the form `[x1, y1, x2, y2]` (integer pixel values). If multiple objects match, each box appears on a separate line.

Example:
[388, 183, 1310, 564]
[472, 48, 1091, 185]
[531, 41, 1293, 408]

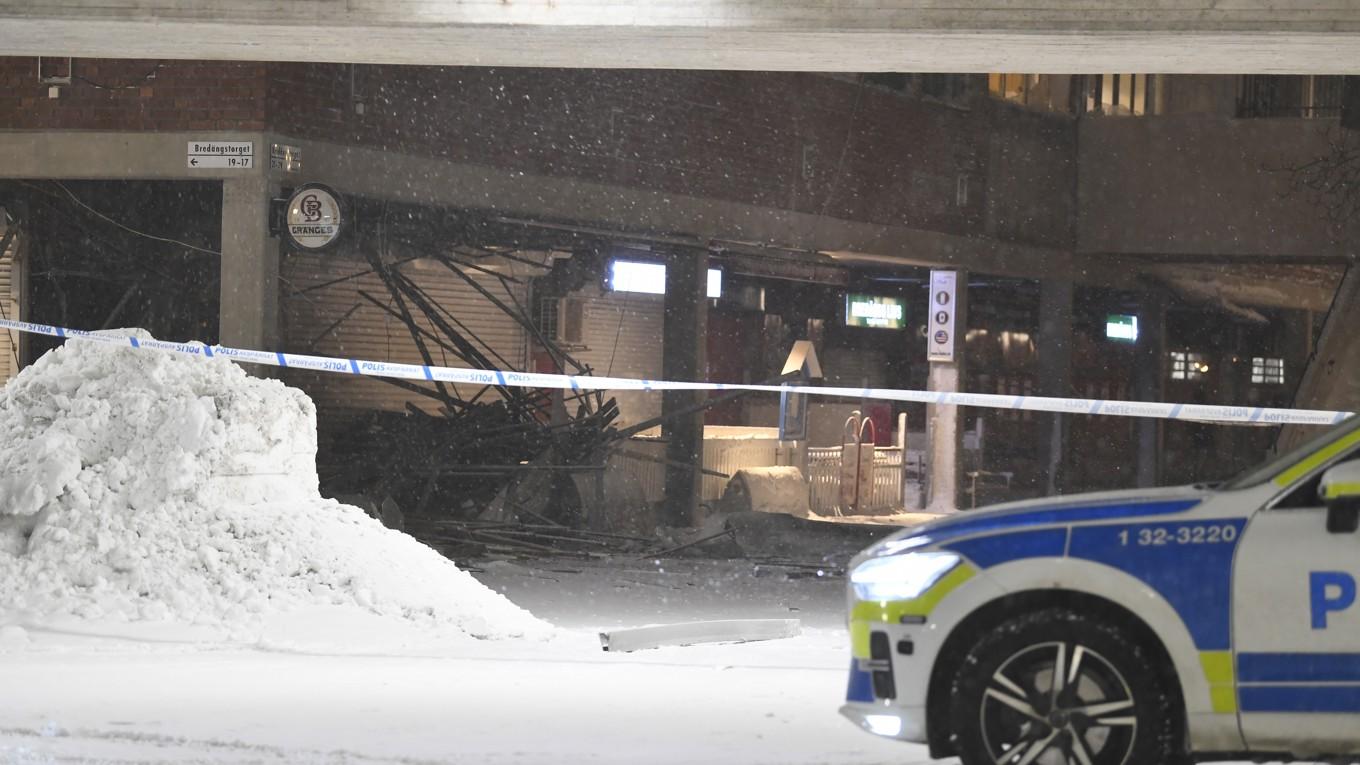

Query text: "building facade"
[0, 59, 1349, 509]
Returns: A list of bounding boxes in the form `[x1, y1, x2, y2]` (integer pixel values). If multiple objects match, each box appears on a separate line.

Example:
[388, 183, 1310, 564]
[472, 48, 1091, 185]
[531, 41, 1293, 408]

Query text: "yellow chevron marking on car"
[1274, 430, 1360, 488]
[850, 564, 976, 659]
[1200, 651, 1238, 714]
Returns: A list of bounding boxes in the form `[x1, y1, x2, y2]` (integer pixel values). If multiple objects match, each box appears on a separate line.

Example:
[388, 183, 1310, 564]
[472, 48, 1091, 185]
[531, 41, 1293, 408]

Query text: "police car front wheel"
[947, 608, 1184, 765]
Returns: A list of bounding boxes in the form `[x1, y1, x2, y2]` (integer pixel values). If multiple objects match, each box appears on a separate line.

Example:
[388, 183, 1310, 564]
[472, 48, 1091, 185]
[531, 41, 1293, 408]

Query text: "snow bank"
[0, 334, 547, 639]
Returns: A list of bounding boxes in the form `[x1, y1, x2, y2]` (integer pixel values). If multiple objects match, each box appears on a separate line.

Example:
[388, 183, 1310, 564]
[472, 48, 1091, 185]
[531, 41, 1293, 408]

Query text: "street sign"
[927, 270, 958, 362]
[271, 143, 302, 173]
[282, 183, 345, 251]
[187, 141, 254, 169]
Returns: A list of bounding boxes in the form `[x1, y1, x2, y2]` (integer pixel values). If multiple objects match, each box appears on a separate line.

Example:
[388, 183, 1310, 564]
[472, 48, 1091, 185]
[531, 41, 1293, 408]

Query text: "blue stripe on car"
[846, 662, 874, 703]
[944, 528, 1069, 569]
[1239, 653, 1360, 683]
[1239, 685, 1360, 713]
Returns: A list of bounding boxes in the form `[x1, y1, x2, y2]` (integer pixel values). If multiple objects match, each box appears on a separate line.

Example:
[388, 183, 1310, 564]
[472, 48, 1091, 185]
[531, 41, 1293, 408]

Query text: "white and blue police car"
[842, 417, 1360, 764]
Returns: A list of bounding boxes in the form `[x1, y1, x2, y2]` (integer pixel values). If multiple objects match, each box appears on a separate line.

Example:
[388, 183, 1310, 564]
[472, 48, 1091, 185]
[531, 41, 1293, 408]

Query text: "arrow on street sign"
[186, 141, 254, 169]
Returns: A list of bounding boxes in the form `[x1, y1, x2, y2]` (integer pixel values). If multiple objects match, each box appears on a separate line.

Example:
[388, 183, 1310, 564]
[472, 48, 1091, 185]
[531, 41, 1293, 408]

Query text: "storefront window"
[1170, 350, 1208, 380]
[1251, 356, 1285, 384]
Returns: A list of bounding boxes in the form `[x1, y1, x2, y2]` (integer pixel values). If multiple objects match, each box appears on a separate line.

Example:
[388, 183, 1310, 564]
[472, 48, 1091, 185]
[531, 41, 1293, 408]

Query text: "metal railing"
[807, 446, 904, 515]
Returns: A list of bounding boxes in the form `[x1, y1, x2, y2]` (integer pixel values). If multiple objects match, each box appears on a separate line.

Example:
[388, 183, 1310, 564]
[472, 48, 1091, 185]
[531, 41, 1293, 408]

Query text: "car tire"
[946, 607, 1185, 765]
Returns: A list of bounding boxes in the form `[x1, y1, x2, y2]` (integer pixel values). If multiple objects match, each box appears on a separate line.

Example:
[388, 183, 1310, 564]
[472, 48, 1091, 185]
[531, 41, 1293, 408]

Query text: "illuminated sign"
[1106, 314, 1139, 342]
[845, 294, 906, 330]
[283, 183, 345, 252]
[609, 260, 722, 298]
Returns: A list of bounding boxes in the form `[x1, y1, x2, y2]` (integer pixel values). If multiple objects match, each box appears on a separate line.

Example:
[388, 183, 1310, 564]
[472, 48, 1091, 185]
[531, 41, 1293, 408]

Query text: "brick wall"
[269, 65, 1005, 240]
[0, 57, 1077, 246]
[985, 101, 1077, 249]
[0, 58, 266, 131]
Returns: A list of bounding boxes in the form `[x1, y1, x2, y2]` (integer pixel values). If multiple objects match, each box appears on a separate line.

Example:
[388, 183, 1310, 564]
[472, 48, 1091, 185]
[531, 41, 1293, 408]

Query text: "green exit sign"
[1106, 314, 1139, 342]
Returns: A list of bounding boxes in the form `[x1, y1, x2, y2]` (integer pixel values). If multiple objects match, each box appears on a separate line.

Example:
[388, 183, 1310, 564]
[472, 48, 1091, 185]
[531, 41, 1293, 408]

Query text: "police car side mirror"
[1327, 498, 1360, 534]
[1319, 463, 1360, 534]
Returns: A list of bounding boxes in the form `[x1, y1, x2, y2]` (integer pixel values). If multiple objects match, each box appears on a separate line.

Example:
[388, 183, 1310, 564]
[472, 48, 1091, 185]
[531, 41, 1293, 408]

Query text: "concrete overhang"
[0, 130, 1338, 306]
[5, 1, 1360, 73]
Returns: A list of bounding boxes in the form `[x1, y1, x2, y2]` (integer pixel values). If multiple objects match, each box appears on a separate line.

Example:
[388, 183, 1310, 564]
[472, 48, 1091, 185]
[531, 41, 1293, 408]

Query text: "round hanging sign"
[283, 183, 346, 251]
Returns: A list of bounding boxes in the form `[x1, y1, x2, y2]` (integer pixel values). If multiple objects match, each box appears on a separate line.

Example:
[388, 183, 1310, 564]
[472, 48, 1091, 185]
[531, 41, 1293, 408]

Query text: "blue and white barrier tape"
[0, 318, 1350, 427]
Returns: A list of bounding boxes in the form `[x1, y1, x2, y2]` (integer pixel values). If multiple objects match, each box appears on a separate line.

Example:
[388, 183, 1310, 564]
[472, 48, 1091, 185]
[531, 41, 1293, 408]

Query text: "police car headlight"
[849, 552, 961, 602]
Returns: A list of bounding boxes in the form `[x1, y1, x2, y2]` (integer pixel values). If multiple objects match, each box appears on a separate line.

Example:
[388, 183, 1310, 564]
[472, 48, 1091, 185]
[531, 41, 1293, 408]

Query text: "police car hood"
[866, 484, 1212, 557]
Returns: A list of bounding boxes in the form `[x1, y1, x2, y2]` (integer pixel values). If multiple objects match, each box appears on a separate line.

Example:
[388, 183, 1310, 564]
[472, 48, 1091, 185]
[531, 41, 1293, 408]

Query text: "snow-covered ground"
[0, 559, 920, 765]
[0, 558, 1315, 765]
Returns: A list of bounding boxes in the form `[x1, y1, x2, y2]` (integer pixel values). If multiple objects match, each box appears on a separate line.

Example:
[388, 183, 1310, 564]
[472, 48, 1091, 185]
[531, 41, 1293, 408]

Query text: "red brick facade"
[267, 64, 996, 238]
[0, 58, 267, 132]
[0, 58, 1076, 247]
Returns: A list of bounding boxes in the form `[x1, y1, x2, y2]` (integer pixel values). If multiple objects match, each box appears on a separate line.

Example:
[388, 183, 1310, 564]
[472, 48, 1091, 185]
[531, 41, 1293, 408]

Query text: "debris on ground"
[405, 518, 656, 560]
[717, 511, 901, 568]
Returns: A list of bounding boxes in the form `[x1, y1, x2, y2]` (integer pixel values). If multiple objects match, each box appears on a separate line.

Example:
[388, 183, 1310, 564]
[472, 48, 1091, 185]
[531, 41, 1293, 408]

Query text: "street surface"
[0, 559, 1319, 764]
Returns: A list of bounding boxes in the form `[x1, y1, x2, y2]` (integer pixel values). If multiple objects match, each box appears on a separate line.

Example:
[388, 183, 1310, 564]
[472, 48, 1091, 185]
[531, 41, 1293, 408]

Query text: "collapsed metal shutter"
[567, 290, 665, 427]
[0, 233, 18, 384]
[280, 251, 529, 421]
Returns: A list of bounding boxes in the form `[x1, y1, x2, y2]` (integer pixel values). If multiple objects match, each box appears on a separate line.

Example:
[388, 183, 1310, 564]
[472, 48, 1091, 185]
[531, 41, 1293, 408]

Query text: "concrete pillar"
[218, 176, 279, 350]
[927, 271, 967, 513]
[661, 248, 708, 527]
[1279, 265, 1360, 453]
[1038, 279, 1074, 495]
[1135, 290, 1167, 487]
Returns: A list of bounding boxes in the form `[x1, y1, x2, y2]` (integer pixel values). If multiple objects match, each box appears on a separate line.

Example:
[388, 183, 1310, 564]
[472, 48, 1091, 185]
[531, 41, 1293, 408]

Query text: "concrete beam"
[0, 130, 1091, 282]
[6, 2, 1360, 73]
[0, 131, 269, 181]
[2, 131, 1337, 304]
[1279, 265, 1360, 452]
[275, 135, 1083, 283]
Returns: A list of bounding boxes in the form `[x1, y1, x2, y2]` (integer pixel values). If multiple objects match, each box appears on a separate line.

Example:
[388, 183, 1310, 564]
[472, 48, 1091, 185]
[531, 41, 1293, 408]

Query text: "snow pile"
[0, 334, 547, 639]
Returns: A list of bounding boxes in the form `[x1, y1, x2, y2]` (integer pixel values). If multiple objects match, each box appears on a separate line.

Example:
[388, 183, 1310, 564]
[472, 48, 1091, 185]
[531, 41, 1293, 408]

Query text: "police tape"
[0, 318, 1351, 427]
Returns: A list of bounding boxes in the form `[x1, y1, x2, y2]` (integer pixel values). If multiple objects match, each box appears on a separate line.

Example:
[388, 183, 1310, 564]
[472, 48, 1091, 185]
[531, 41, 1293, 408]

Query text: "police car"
[842, 417, 1360, 764]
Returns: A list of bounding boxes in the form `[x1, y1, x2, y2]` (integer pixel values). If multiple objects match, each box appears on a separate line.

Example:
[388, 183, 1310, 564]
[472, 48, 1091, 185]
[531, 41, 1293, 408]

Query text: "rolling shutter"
[280, 250, 529, 421]
[566, 290, 665, 427]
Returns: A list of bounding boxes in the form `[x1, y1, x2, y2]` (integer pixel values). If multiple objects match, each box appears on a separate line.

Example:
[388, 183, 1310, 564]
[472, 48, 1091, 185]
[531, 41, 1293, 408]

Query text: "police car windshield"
[1223, 416, 1360, 490]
